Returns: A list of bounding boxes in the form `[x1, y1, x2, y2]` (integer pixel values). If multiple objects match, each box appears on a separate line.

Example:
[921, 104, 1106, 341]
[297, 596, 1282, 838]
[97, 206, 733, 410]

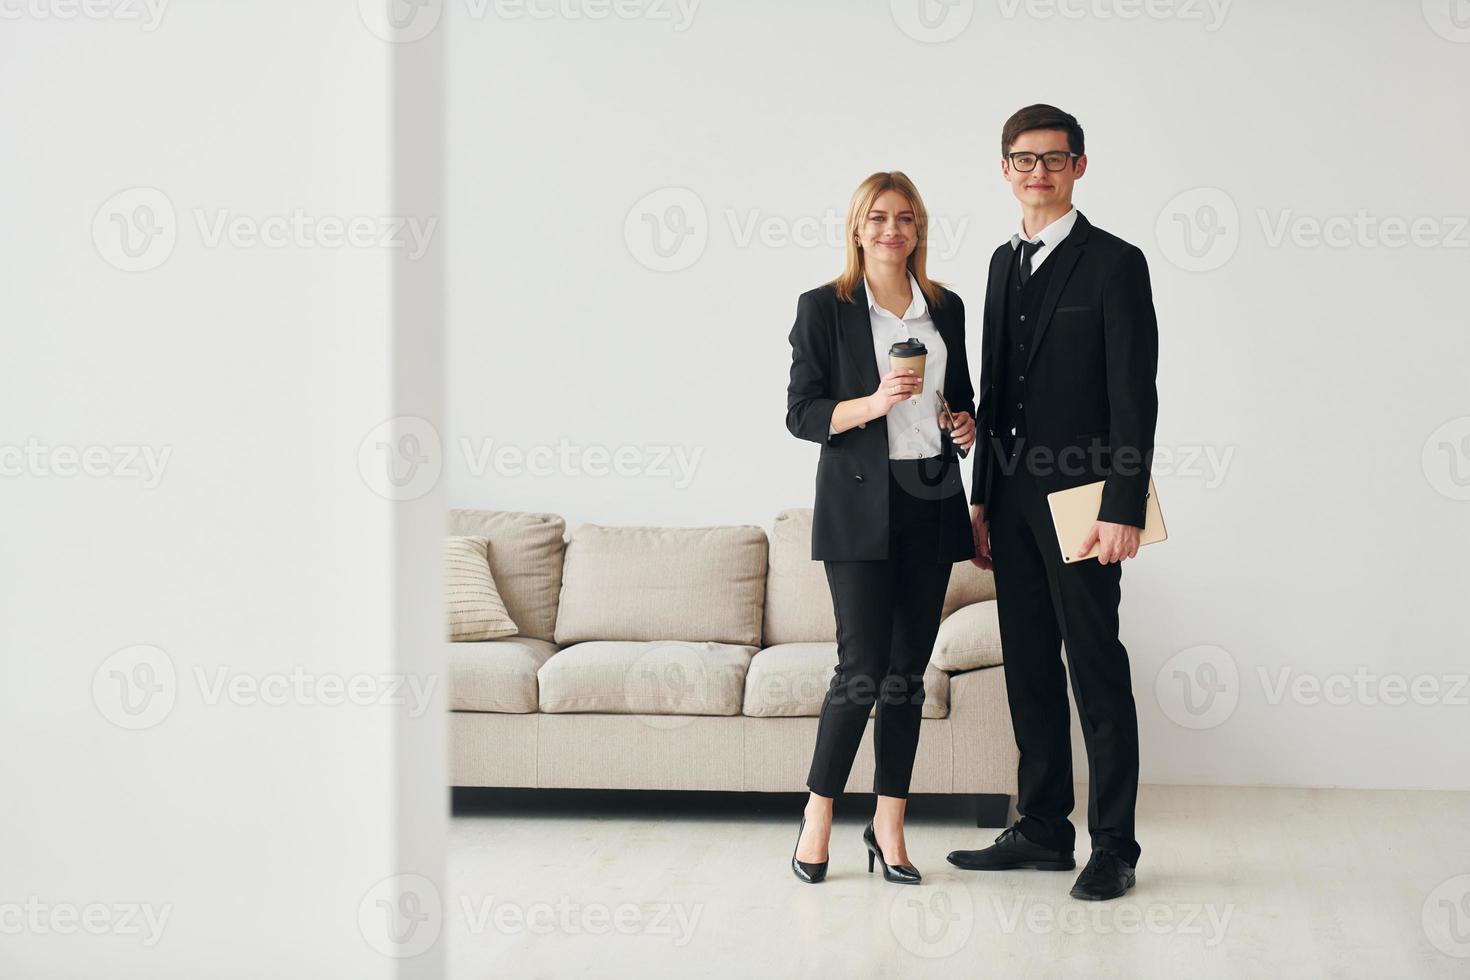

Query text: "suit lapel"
[839, 281, 881, 397]
[1024, 211, 1091, 373]
[981, 247, 1009, 386]
[930, 291, 961, 402]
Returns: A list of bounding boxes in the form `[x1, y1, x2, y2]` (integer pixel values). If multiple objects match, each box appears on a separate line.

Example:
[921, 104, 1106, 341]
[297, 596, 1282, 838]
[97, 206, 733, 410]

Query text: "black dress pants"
[805, 456, 954, 799]
[988, 439, 1142, 867]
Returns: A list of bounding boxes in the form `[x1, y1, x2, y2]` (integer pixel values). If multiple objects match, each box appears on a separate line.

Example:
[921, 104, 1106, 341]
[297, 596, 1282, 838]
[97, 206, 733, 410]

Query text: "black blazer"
[970, 212, 1159, 527]
[786, 281, 977, 562]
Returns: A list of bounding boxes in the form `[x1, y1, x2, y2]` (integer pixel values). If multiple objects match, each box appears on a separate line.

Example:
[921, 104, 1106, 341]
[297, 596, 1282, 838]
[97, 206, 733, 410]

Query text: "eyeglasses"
[1006, 151, 1080, 173]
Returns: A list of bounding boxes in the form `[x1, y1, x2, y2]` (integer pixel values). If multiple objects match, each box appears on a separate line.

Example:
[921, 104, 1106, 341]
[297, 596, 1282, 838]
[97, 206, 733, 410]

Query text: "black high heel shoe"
[791, 816, 828, 884]
[864, 821, 921, 885]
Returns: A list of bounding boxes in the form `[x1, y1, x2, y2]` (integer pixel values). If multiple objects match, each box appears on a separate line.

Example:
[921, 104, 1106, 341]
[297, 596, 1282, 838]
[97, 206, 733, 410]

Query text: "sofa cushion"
[762, 509, 837, 646]
[553, 525, 767, 646]
[446, 536, 519, 641]
[538, 640, 757, 715]
[742, 642, 949, 719]
[942, 559, 997, 618]
[763, 508, 996, 645]
[448, 510, 566, 643]
[450, 636, 557, 713]
[930, 600, 1004, 672]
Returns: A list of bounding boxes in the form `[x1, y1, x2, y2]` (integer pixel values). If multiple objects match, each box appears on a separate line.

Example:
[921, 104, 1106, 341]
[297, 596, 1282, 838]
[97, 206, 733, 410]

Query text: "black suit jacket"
[971, 212, 1159, 528]
[786, 280, 977, 562]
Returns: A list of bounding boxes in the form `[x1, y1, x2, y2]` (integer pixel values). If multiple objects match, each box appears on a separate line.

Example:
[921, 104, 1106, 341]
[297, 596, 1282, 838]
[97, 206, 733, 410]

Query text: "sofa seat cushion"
[450, 636, 558, 713]
[554, 525, 768, 646]
[538, 640, 757, 715]
[929, 601, 1004, 672]
[742, 642, 949, 719]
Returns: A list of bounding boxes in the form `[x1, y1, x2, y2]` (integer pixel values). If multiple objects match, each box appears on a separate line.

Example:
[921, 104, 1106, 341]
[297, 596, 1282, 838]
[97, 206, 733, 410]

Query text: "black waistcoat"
[994, 244, 1058, 440]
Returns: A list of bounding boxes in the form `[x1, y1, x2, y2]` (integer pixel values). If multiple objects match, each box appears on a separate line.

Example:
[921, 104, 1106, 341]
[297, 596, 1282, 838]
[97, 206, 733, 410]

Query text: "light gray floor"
[446, 784, 1470, 978]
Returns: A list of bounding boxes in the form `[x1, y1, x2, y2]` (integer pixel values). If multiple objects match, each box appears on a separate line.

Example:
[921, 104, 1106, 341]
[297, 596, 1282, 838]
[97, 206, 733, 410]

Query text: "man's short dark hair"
[1001, 104, 1085, 158]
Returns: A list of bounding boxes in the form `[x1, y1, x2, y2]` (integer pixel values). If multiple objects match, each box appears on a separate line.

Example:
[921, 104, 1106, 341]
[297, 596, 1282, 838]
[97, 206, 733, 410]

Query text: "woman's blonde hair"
[832, 170, 944, 308]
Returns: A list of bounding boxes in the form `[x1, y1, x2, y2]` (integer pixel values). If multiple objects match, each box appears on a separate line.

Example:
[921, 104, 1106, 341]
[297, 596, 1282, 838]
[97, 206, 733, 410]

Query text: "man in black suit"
[946, 105, 1159, 901]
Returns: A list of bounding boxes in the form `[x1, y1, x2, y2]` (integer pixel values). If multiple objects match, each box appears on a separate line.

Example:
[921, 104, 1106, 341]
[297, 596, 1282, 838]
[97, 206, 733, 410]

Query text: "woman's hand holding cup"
[867, 368, 923, 418]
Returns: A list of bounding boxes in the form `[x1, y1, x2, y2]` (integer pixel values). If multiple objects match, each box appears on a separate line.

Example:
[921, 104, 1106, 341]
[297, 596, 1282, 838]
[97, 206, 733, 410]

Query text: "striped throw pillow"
[446, 536, 518, 642]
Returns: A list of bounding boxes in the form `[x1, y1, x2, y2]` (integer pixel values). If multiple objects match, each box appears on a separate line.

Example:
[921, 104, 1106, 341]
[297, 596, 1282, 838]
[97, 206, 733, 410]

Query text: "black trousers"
[988, 439, 1142, 866]
[806, 456, 954, 799]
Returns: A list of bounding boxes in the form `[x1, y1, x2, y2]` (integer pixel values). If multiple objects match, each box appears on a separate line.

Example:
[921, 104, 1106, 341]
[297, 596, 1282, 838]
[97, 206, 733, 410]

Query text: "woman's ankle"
[803, 795, 833, 822]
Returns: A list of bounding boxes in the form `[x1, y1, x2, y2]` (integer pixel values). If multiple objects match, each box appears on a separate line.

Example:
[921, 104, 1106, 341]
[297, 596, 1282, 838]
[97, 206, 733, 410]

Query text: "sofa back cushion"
[763, 508, 997, 645]
[943, 557, 998, 618]
[447, 510, 566, 643]
[762, 509, 837, 646]
[554, 524, 768, 646]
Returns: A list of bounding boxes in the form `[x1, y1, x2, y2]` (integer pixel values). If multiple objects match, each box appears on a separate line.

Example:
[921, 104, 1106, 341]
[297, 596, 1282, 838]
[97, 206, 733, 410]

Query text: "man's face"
[1002, 128, 1087, 210]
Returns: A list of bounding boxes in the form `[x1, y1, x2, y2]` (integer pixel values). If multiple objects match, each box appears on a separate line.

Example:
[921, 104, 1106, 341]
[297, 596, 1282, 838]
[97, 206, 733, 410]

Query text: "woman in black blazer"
[786, 171, 978, 885]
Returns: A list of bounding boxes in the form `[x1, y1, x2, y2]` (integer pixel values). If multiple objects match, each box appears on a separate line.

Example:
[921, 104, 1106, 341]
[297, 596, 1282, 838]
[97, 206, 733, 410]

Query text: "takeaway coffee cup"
[888, 337, 927, 395]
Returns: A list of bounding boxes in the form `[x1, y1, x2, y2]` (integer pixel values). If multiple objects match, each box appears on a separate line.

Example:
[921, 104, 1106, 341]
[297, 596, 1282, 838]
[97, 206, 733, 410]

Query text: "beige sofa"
[448, 508, 1019, 818]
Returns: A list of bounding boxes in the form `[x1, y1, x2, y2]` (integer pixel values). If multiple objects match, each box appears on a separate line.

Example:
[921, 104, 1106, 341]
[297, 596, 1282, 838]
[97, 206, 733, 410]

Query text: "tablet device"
[1046, 477, 1167, 563]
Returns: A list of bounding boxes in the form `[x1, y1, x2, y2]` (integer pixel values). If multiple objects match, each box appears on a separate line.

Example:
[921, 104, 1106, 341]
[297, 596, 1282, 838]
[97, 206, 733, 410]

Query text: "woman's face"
[857, 189, 918, 267]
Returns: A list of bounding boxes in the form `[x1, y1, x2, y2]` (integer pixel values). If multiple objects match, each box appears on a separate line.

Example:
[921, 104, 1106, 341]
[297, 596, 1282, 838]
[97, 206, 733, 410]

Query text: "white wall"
[448, 0, 1470, 790]
[2, 5, 444, 977]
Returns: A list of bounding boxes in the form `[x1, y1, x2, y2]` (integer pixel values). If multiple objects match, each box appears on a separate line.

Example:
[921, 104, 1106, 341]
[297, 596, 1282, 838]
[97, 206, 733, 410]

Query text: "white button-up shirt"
[828, 271, 947, 459]
[1008, 205, 1078, 270]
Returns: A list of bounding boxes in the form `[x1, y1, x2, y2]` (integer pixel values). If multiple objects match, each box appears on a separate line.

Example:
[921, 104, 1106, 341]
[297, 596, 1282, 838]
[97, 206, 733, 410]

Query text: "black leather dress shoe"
[946, 824, 1076, 871]
[1069, 847, 1136, 901]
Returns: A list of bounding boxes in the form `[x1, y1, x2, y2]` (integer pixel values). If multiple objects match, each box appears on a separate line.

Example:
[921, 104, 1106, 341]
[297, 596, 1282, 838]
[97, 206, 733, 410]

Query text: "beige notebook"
[1046, 477, 1167, 563]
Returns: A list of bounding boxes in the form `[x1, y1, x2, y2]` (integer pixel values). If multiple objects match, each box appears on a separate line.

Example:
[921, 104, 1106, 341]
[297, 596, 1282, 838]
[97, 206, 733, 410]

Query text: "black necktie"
[1018, 239, 1043, 286]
